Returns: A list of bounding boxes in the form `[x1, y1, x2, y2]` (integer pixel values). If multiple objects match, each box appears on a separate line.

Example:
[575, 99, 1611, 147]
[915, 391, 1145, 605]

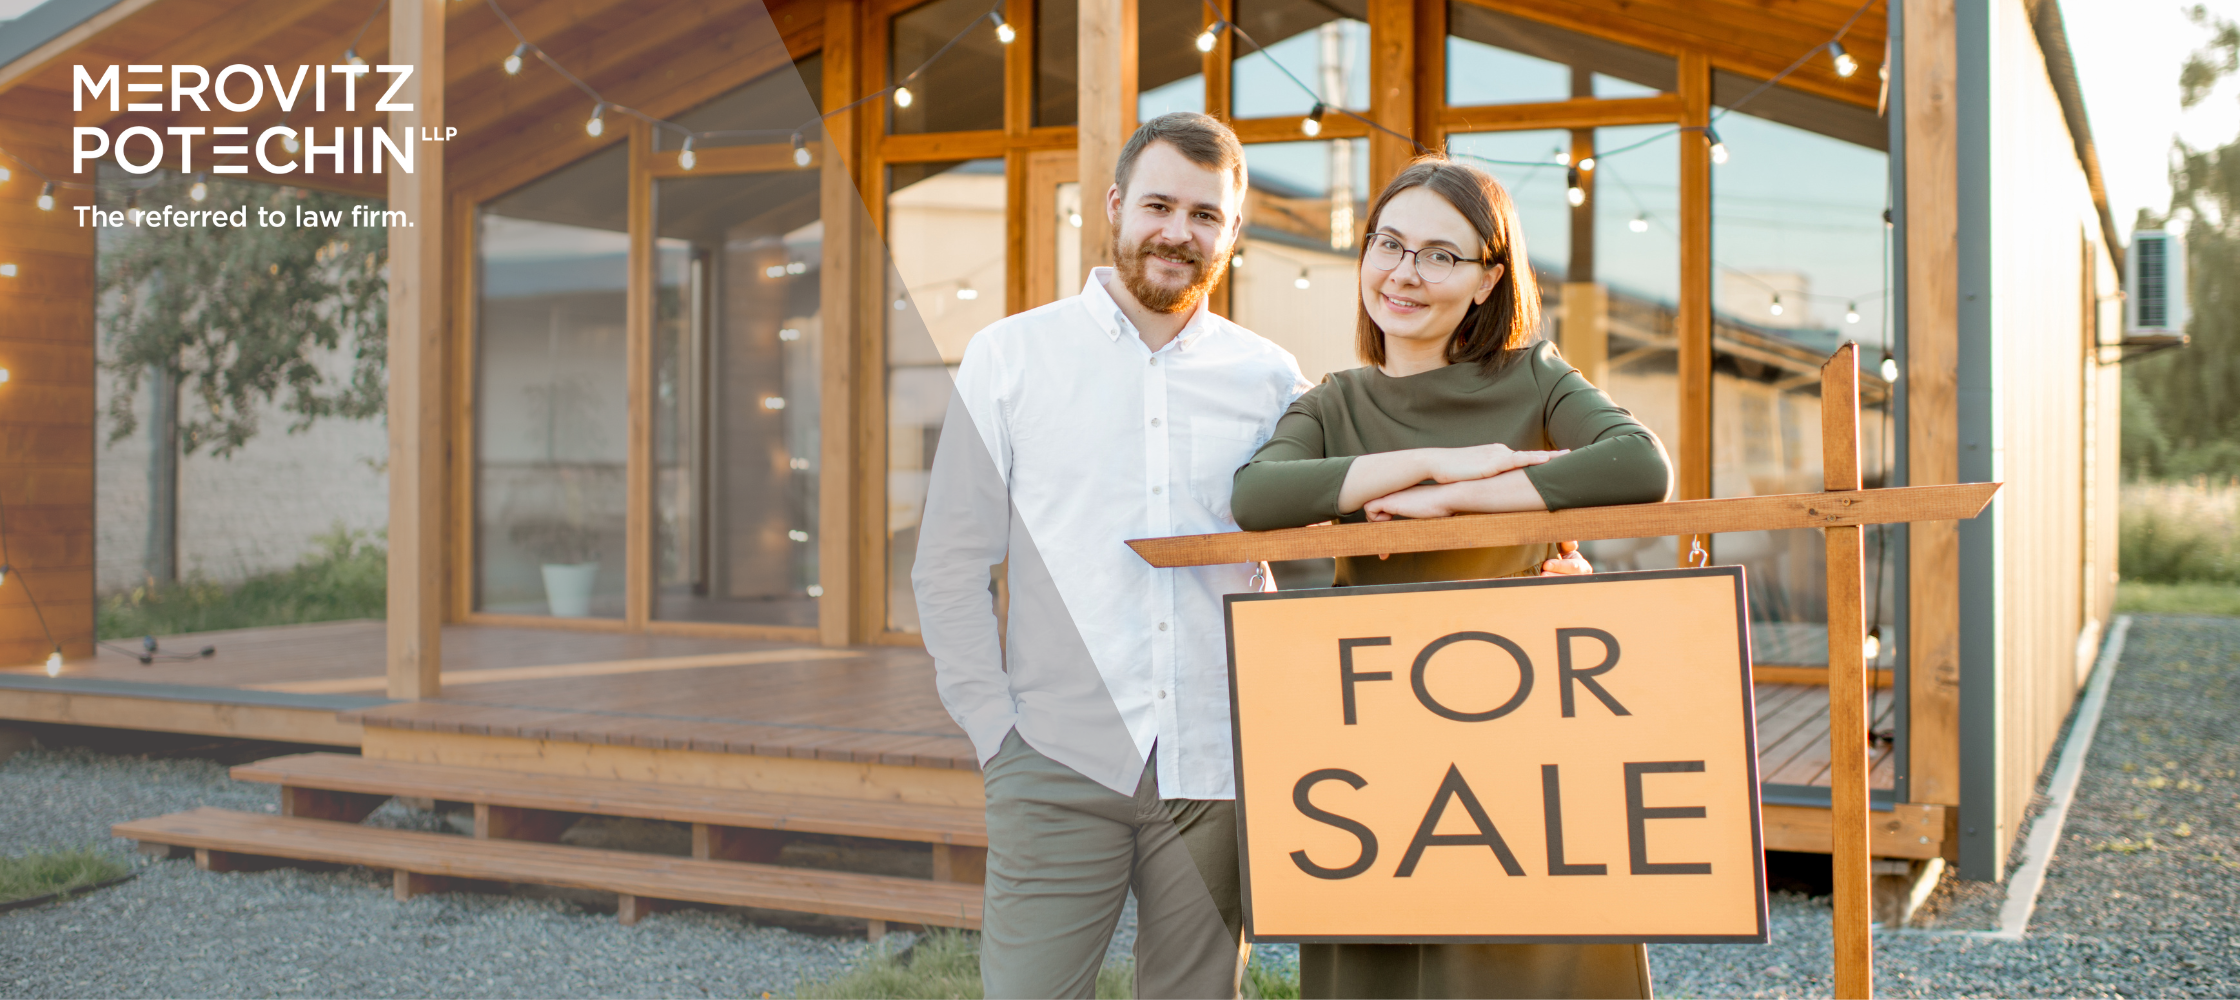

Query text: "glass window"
[1231, 0, 1367, 120]
[474, 147, 630, 618]
[1229, 139, 1369, 384]
[657, 56, 822, 151]
[651, 169, 824, 627]
[1036, 0, 1078, 126]
[892, 0, 1008, 134]
[1706, 104, 1894, 671]
[1137, 0, 1206, 122]
[1448, 125, 1681, 575]
[1444, 2, 1675, 107]
[885, 159, 1008, 632]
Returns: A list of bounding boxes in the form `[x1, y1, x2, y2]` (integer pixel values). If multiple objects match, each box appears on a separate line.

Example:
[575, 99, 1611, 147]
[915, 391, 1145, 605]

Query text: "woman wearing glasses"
[1230, 155, 1672, 998]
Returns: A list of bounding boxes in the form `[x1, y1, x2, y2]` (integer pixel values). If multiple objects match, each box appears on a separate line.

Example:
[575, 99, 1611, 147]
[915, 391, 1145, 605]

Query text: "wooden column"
[1365, 0, 1416, 191]
[1078, 0, 1137, 271]
[624, 121, 654, 630]
[385, 0, 446, 700]
[1822, 343, 1871, 998]
[1410, 0, 1443, 156]
[819, 0, 863, 647]
[1674, 50, 1712, 559]
[1904, 0, 1963, 811]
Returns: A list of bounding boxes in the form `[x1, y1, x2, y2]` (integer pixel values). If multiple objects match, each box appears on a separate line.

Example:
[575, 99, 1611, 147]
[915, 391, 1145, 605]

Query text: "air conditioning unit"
[2126, 229, 2188, 334]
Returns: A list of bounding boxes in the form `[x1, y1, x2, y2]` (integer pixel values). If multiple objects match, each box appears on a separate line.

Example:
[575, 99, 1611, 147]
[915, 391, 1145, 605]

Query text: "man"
[913, 113, 1311, 999]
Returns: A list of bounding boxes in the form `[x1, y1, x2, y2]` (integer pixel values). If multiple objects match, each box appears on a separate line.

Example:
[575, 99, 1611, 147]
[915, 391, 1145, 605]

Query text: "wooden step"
[231, 753, 987, 847]
[114, 808, 982, 929]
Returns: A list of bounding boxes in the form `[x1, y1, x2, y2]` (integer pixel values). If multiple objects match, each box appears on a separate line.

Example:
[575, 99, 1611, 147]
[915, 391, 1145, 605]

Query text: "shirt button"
[1148, 357, 1159, 366]
[1153, 486, 1163, 494]
[1158, 622, 1169, 631]
[1150, 417, 1161, 427]
[1157, 690, 1168, 699]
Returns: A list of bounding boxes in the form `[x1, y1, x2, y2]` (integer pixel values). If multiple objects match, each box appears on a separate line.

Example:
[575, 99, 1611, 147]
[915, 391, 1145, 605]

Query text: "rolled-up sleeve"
[1522, 364, 1674, 510]
[1230, 401, 1355, 531]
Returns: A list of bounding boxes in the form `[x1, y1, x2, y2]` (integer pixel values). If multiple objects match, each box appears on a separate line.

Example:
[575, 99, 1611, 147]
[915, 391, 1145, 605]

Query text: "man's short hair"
[1113, 112, 1248, 201]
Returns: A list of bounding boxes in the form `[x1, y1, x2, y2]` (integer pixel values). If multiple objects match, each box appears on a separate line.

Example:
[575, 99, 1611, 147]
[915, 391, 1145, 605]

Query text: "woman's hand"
[1363, 483, 1458, 521]
[1540, 540, 1593, 576]
[1425, 443, 1568, 484]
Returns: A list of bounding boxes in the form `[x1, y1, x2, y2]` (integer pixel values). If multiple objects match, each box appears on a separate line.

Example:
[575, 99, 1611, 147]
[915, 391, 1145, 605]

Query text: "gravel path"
[3, 614, 2235, 998]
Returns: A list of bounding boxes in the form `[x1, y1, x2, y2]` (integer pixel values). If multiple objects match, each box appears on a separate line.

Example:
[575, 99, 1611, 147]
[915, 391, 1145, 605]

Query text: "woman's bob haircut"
[1354, 154, 1542, 373]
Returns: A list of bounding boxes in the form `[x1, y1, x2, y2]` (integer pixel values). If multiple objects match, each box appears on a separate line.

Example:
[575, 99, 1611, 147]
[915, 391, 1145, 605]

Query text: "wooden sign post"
[1129, 343, 1995, 998]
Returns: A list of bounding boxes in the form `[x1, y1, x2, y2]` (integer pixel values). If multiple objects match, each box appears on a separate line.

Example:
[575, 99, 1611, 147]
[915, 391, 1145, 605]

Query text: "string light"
[1828, 40, 1858, 78]
[1706, 127, 1728, 165]
[956, 285, 978, 300]
[678, 137, 696, 171]
[1565, 167, 1586, 207]
[1845, 302, 1861, 324]
[344, 48, 366, 67]
[1554, 148, 1569, 166]
[1629, 214, 1649, 233]
[1861, 629, 1880, 662]
[1301, 102, 1324, 137]
[36, 182, 54, 211]
[792, 132, 811, 168]
[1576, 155, 1595, 172]
[1070, 211, 1083, 228]
[991, 11, 1015, 43]
[1768, 294, 1784, 317]
[44, 649, 61, 677]
[586, 102, 606, 136]
[1195, 23, 1222, 52]
[0, 264, 15, 277]
[894, 85, 914, 108]
[504, 42, 527, 75]
[189, 174, 208, 203]
[1294, 269, 1311, 290]
[1880, 355, 1899, 383]
[283, 133, 300, 153]
[1230, 250, 1244, 267]
[0, 166, 10, 182]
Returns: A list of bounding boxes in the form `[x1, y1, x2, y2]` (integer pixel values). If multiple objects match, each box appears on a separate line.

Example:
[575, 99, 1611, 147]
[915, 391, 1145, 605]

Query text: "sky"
[2065, 0, 2240, 238]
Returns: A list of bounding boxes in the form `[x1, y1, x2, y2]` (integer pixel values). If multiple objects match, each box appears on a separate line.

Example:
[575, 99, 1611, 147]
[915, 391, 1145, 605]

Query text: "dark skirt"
[1299, 943, 1652, 999]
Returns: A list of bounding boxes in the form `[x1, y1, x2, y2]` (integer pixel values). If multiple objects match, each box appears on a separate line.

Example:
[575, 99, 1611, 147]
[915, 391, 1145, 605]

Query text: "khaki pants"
[980, 730, 1245, 999]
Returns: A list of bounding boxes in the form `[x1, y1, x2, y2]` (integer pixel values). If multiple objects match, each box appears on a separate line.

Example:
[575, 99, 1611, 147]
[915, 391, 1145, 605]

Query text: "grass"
[97, 526, 385, 640]
[789, 929, 1298, 999]
[2115, 580, 2240, 617]
[0, 848, 131, 905]
[2121, 479, 2240, 585]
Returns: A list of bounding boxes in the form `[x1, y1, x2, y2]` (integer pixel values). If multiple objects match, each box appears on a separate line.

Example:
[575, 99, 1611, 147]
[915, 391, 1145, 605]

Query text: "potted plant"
[508, 469, 604, 617]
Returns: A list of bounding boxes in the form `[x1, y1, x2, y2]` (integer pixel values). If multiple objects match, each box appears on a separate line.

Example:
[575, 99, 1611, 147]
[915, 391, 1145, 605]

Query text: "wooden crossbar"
[1127, 481, 1998, 567]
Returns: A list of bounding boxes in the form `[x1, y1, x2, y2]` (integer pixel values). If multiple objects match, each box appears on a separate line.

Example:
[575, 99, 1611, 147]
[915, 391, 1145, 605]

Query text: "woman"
[1231, 155, 1673, 998]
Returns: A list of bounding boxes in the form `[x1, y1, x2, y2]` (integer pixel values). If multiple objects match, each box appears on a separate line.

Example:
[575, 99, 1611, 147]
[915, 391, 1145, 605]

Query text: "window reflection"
[1230, 139, 1368, 384]
[651, 169, 823, 627]
[886, 159, 1008, 632]
[892, 0, 1007, 134]
[1231, 0, 1367, 119]
[1036, 0, 1078, 126]
[1444, 2, 1675, 107]
[656, 55, 821, 151]
[474, 147, 630, 619]
[1138, 0, 1206, 121]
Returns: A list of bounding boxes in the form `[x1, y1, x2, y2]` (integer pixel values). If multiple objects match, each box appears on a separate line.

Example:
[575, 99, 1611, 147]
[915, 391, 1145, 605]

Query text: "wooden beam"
[645, 142, 821, 177]
[1761, 802, 1944, 859]
[1821, 344, 1871, 999]
[1077, 0, 1137, 271]
[625, 120, 653, 631]
[1412, 0, 1443, 154]
[385, 0, 445, 701]
[818, 0, 863, 648]
[0, 0, 163, 94]
[71, 0, 344, 129]
[1903, 0, 1962, 812]
[1228, 113, 1372, 144]
[1128, 482, 1998, 567]
[1675, 50, 1712, 564]
[1367, 0, 1417, 191]
[1439, 95, 1684, 131]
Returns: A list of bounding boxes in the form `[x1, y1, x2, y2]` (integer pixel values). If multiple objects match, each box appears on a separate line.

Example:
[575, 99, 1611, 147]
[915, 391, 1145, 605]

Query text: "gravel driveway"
[2, 614, 2235, 998]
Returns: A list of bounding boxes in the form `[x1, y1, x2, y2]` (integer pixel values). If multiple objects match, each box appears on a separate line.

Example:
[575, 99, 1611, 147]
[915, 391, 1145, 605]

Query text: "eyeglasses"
[1363, 233, 1491, 284]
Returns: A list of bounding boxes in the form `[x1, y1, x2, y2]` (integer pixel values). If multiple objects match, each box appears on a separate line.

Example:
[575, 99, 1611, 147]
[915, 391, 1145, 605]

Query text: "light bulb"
[0, 368, 6, 380]
[992, 13, 1015, 43]
[0, 265, 15, 278]
[36, 182, 54, 211]
[956, 286, 978, 300]
[1708, 130, 1728, 165]
[1577, 156, 1595, 172]
[1768, 295, 1784, 317]
[1861, 630, 1881, 662]
[678, 138, 696, 171]
[0, 166, 10, 182]
[44, 649, 61, 677]
[1068, 212, 1083, 228]
[1554, 148, 1569, 166]
[1195, 26, 1220, 52]
[345, 48, 366, 67]
[1829, 41, 1858, 78]
[1294, 270, 1311, 290]
[1881, 356, 1900, 383]
[0, 564, 7, 586]
[190, 177, 208, 202]
[504, 43, 526, 75]
[1629, 214, 1649, 233]
[1566, 185, 1585, 207]
[586, 103, 606, 136]
[1302, 103, 1324, 138]
[1231, 251, 1244, 267]
[792, 133, 812, 167]
[894, 85, 914, 108]
[1846, 303, 1861, 324]
[283, 133, 300, 153]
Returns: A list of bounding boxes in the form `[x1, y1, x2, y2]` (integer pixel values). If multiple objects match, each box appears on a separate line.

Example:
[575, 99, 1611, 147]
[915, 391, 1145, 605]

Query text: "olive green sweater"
[1231, 341, 1672, 586]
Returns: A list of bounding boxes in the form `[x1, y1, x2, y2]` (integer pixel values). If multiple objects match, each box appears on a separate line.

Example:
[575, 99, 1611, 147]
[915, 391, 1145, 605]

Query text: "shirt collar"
[1081, 266, 1216, 350]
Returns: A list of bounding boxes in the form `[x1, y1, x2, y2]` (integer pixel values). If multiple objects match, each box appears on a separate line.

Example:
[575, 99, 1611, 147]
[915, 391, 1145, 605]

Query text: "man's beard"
[1112, 231, 1229, 314]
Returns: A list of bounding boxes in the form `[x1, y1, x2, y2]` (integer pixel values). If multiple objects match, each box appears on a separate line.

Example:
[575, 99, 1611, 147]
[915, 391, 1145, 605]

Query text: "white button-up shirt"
[914, 268, 1313, 799]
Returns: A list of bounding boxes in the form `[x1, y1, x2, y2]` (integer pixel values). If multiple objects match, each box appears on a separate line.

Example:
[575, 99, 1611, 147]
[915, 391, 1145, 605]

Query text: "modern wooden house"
[0, 0, 2122, 926]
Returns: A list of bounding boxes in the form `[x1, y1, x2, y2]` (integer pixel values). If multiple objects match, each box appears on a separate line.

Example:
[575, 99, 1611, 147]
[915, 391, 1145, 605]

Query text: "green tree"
[98, 172, 389, 456]
[2126, 6, 2240, 480]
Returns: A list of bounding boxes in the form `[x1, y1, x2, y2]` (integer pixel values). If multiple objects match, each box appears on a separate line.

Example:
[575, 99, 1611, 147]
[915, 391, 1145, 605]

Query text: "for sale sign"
[1225, 566, 1767, 943]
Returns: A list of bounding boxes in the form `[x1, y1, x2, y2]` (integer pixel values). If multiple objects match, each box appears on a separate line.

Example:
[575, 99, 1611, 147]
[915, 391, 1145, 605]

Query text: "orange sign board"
[1225, 567, 1767, 943]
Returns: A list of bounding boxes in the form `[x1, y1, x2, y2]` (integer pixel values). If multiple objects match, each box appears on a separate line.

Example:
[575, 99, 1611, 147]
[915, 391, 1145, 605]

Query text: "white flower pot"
[540, 562, 599, 618]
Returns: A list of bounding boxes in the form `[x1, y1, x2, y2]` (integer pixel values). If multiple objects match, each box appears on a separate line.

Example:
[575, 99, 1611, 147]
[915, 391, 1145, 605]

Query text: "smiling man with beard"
[913, 113, 1311, 999]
